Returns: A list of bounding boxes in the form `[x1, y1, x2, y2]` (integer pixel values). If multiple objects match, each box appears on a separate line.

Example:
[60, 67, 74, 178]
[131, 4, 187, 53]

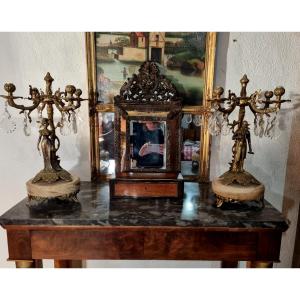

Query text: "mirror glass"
[130, 120, 167, 169]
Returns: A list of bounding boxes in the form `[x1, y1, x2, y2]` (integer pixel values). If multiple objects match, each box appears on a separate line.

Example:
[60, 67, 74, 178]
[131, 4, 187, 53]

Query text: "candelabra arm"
[8, 97, 41, 113]
[0, 84, 43, 122]
[74, 98, 85, 110]
[249, 94, 280, 115]
[53, 98, 74, 113]
[215, 100, 237, 115]
[249, 88, 291, 116]
[210, 87, 238, 116]
[53, 88, 86, 113]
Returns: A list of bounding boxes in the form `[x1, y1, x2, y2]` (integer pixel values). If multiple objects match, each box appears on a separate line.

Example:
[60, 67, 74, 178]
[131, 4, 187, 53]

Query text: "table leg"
[54, 260, 84, 268]
[221, 261, 239, 268]
[15, 260, 43, 268]
[246, 261, 273, 268]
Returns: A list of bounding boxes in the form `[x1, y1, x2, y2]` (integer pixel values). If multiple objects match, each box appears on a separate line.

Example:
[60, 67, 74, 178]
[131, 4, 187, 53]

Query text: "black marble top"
[0, 182, 288, 230]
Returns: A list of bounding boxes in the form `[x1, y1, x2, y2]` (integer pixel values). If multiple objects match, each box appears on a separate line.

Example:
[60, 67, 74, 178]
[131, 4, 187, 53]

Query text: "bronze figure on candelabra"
[0, 73, 86, 206]
[209, 75, 290, 208]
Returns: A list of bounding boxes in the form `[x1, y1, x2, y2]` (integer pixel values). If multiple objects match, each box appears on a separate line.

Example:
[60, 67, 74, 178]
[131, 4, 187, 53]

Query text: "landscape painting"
[95, 32, 207, 106]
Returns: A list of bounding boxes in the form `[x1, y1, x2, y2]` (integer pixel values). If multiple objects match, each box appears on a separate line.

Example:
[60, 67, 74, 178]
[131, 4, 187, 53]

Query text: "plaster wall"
[0, 32, 298, 267]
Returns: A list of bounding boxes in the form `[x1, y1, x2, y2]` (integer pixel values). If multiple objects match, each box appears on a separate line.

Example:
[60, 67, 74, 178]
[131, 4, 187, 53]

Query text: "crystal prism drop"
[76, 108, 83, 125]
[181, 114, 190, 129]
[221, 114, 230, 136]
[254, 115, 259, 136]
[23, 111, 31, 136]
[264, 115, 271, 137]
[0, 102, 16, 134]
[70, 111, 78, 134]
[193, 115, 203, 127]
[258, 114, 265, 138]
[186, 114, 193, 124]
[271, 114, 281, 140]
[60, 112, 71, 136]
[36, 106, 43, 127]
[208, 111, 221, 136]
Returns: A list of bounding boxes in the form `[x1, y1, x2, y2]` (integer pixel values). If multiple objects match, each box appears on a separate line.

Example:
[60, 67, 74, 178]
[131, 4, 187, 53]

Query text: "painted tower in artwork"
[148, 32, 165, 64]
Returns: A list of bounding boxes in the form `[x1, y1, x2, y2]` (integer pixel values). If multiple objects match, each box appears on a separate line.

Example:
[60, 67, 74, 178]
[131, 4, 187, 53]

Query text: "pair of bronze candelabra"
[0, 72, 291, 208]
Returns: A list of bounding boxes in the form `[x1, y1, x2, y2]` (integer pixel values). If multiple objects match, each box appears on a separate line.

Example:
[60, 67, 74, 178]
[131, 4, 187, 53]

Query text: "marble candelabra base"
[26, 175, 80, 208]
[212, 174, 265, 208]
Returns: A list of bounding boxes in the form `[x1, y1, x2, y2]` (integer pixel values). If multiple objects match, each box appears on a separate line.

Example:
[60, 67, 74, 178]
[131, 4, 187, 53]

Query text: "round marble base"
[26, 176, 80, 207]
[212, 177, 265, 208]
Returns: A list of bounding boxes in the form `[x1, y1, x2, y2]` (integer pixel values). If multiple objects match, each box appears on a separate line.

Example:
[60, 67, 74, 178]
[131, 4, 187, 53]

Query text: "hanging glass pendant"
[76, 108, 83, 125]
[254, 115, 259, 136]
[60, 112, 71, 136]
[23, 111, 31, 136]
[181, 113, 192, 129]
[0, 102, 16, 134]
[185, 113, 193, 124]
[221, 114, 230, 136]
[193, 114, 203, 127]
[267, 115, 275, 139]
[264, 115, 271, 137]
[269, 113, 281, 140]
[258, 114, 265, 138]
[208, 111, 221, 136]
[70, 111, 78, 134]
[36, 106, 43, 124]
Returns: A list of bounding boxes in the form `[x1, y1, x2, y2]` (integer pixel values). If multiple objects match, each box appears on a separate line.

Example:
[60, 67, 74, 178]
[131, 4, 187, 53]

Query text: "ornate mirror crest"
[115, 61, 179, 104]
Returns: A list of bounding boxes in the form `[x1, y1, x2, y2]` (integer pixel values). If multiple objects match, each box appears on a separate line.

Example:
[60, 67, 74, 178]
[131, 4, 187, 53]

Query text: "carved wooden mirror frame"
[114, 61, 182, 178]
[85, 32, 216, 182]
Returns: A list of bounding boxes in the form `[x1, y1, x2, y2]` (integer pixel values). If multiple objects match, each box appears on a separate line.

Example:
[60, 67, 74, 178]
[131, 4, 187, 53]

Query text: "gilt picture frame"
[86, 32, 216, 182]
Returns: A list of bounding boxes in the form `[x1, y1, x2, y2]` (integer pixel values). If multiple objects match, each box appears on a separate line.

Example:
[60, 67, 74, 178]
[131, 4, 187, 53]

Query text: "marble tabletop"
[0, 182, 288, 230]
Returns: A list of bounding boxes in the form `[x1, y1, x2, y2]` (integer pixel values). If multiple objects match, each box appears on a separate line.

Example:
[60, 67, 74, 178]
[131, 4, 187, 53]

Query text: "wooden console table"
[0, 182, 288, 268]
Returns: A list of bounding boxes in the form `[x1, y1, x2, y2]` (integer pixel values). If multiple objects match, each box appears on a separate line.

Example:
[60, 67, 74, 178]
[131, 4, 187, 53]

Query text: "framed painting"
[86, 32, 216, 182]
[95, 32, 209, 106]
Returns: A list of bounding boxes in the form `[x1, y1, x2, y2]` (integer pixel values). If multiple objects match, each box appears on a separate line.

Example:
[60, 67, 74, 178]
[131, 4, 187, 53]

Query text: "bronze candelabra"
[209, 75, 290, 207]
[0, 73, 86, 205]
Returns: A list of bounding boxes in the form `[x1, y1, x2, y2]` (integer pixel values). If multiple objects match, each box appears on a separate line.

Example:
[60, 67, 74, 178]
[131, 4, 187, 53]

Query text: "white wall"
[0, 32, 298, 267]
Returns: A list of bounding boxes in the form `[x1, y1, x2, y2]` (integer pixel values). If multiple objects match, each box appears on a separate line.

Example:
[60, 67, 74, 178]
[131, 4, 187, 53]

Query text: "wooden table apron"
[0, 182, 288, 266]
[4, 225, 283, 262]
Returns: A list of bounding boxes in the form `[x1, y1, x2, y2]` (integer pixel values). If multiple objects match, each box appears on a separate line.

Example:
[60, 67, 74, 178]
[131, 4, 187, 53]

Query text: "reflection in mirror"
[181, 114, 202, 178]
[99, 112, 115, 176]
[130, 120, 166, 169]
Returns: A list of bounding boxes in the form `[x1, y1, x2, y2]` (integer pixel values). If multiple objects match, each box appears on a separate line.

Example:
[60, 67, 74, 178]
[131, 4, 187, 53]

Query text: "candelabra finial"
[44, 72, 54, 95]
[44, 72, 54, 83]
[240, 74, 249, 97]
[240, 74, 249, 84]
